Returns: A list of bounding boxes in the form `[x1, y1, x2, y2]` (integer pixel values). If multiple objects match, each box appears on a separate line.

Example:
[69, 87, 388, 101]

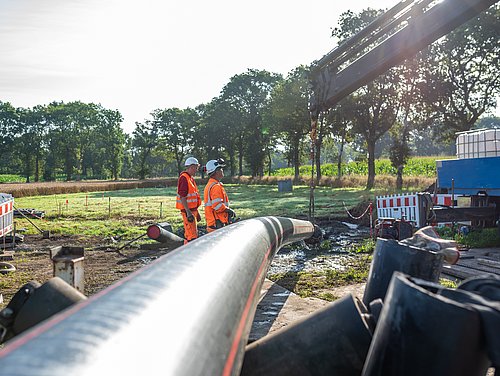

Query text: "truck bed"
[436, 156, 500, 196]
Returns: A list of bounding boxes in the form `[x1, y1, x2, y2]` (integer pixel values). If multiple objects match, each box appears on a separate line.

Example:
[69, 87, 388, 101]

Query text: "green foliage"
[349, 238, 375, 254]
[437, 226, 500, 248]
[440, 278, 458, 289]
[435, 225, 456, 239]
[456, 228, 500, 248]
[0, 174, 25, 183]
[272, 157, 441, 177]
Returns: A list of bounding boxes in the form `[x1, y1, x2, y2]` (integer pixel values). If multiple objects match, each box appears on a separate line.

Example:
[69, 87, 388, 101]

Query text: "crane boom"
[309, 0, 499, 116]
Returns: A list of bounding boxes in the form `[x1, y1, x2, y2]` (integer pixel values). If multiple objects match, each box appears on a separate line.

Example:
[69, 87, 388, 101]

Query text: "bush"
[437, 225, 500, 248]
[456, 228, 500, 248]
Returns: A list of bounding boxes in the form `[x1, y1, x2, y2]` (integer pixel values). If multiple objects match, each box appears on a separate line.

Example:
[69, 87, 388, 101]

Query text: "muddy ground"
[0, 234, 176, 309]
[0, 219, 369, 309]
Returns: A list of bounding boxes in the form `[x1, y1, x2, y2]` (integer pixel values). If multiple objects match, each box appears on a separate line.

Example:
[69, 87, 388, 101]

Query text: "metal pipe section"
[147, 223, 184, 244]
[0, 216, 315, 376]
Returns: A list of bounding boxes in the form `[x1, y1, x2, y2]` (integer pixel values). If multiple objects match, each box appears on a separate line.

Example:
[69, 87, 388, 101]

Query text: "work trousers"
[181, 208, 199, 244]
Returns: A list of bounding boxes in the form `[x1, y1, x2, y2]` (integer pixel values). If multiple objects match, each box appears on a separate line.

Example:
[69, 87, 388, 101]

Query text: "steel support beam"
[0, 217, 315, 376]
[432, 206, 497, 223]
[310, 0, 499, 112]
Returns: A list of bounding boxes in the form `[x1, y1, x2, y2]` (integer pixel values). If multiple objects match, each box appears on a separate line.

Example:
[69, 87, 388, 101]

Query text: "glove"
[187, 213, 195, 223]
[196, 211, 202, 222]
[226, 208, 236, 219]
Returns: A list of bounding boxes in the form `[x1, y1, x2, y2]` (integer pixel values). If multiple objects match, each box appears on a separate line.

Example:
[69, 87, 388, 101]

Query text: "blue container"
[436, 156, 500, 196]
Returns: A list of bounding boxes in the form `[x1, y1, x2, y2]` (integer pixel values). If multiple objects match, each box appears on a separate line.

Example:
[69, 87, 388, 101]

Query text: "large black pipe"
[241, 294, 374, 376]
[362, 238, 443, 305]
[0, 217, 315, 376]
[362, 273, 492, 376]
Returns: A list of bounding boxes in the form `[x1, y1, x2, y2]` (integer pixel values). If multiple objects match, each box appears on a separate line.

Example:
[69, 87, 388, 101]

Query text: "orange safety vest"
[204, 177, 229, 228]
[176, 171, 201, 210]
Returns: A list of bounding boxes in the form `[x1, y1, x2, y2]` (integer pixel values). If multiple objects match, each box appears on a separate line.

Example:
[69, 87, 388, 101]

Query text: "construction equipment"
[376, 129, 500, 230]
[436, 131, 500, 227]
[308, 0, 499, 116]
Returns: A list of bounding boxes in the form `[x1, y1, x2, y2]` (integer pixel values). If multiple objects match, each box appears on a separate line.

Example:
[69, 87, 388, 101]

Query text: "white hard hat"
[184, 157, 199, 166]
[206, 158, 226, 174]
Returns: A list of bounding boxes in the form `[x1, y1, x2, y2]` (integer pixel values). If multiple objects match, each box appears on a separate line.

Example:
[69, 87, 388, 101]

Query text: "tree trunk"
[238, 151, 243, 176]
[337, 138, 345, 178]
[175, 153, 182, 175]
[24, 154, 31, 183]
[315, 138, 322, 183]
[228, 146, 236, 177]
[65, 147, 72, 181]
[293, 143, 300, 181]
[366, 140, 376, 190]
[396, 165, 404, 190]
[238, 135, 245, 176]
[35, 153, 40, 182]
[267, 150, 272, 176]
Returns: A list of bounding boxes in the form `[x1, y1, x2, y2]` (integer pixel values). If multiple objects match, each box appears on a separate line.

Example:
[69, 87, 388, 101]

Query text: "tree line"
[1, 7, 499, 188]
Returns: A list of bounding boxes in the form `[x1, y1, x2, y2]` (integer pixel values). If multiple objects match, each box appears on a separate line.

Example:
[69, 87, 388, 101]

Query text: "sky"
[1, 0, 480, 134]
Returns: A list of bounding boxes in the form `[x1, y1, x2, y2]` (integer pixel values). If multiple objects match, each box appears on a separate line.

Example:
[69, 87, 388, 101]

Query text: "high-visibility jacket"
[204, 177, 229, 228]
[176, 171, 201, 210]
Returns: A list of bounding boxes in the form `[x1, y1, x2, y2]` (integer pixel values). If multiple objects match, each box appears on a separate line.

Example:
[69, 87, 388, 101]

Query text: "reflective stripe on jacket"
[176, 171, 201, 210]
[204, 177, 229, 227]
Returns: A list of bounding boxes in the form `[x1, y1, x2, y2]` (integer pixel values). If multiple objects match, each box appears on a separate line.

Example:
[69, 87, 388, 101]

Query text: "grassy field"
[5, 183, 486, 304]
[1, 184, 381, 305]
[12, 184, 386, 238]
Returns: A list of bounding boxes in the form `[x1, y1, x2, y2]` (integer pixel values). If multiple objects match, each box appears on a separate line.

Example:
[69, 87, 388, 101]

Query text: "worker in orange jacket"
[203, 158, 236, 233]
[176, 157, 202, 244]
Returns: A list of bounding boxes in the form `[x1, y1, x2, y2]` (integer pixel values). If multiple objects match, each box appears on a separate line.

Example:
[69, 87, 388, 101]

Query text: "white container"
[456, 129, 500, 159]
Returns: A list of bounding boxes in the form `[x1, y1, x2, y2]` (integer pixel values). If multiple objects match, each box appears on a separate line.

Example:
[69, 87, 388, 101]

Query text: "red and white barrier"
[0, 194, 14, 237]
[376, 193, 420, 224]
[376, 193, 460, 228]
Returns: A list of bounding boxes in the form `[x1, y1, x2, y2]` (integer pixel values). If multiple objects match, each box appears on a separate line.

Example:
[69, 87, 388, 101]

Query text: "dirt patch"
[0, 234, 176, 309]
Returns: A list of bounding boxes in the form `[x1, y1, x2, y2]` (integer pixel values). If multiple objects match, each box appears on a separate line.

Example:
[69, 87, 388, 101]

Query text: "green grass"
[228, 184, 381, 219]
[268, 255, 371, 301]
[12, 185, 384, 238]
